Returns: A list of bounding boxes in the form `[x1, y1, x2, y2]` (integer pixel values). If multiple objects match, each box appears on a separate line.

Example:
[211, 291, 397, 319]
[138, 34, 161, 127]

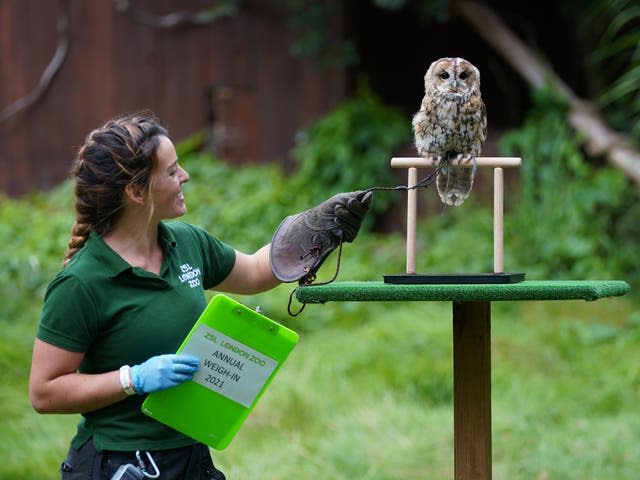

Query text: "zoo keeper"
[29, 111, 372, 479]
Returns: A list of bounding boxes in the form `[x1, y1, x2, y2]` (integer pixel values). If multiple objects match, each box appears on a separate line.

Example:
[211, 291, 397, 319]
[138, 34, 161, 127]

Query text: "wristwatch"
[119, 365, 137, 396]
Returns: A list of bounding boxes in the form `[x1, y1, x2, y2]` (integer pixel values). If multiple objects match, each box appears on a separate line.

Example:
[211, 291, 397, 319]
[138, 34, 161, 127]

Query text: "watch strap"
[119, 365, 137, 396]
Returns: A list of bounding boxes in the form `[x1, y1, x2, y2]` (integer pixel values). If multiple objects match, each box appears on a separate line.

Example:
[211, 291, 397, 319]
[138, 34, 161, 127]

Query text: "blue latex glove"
[130, 354, 200, 394]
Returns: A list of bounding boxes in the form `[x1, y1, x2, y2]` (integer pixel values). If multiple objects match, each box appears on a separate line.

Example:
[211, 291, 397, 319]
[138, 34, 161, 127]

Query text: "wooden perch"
[390, 157, 521, 168]
[391, 157, 522, 274]
[454, 0, 640, 187]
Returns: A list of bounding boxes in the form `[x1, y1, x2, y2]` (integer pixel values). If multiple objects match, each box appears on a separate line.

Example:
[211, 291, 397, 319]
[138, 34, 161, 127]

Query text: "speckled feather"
[412, 57, 487, 206]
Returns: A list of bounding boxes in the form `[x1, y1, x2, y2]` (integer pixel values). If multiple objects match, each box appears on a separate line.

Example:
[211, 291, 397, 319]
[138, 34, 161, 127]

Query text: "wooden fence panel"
[0, 0, 345, 195]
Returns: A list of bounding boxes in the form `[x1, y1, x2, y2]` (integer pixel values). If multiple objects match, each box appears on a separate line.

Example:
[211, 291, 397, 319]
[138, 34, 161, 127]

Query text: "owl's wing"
[412, 95, 439, 157]
[460, 96, 487, 156]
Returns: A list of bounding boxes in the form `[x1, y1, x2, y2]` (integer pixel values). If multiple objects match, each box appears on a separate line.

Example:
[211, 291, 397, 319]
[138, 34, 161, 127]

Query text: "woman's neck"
[103, 216, 163, 275]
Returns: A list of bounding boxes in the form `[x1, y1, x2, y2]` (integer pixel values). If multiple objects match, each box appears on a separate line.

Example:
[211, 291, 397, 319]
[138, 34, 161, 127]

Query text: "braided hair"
[63, 111, 168, 266]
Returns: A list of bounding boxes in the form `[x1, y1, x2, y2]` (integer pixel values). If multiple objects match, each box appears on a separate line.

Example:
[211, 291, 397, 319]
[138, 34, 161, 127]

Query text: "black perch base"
[383, 272, 526, 285]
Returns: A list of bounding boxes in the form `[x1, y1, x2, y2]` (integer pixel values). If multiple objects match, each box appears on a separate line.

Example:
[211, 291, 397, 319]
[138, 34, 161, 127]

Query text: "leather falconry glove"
[270, 190, 373, 285]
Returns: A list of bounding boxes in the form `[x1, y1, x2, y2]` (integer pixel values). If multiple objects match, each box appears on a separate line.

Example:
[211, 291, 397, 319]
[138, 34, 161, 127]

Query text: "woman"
[29, 111, 370, 479]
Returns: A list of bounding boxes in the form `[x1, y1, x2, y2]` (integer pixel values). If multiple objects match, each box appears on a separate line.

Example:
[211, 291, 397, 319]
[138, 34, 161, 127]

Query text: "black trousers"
[60, 438, 226, 480]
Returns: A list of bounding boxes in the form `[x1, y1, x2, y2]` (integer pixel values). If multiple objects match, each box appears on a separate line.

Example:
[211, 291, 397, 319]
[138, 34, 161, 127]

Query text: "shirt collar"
[158, 221, 177, 250]
[86, 222, 177, 279]
[86, 231, 132, 278]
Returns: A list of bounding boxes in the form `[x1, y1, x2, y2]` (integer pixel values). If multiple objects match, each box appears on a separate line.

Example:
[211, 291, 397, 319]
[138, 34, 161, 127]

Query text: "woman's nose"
[179, 166, 190, 183]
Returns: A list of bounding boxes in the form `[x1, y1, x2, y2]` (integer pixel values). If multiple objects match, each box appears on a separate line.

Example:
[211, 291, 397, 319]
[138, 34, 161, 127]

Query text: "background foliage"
[587, 0, 640, 142]
[3, 0, 640, 473]
[500, 87, 640, 288]
[1, 84, 638, 477]
[291, 79, 410, 216]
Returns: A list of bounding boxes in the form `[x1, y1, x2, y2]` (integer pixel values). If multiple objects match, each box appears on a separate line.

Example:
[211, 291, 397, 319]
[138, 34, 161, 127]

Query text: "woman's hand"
[130, 354, 200, 394]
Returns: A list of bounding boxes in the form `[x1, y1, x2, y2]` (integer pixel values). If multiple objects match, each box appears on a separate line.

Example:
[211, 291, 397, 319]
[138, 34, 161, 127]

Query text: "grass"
[1, 155, 638, 478]
[6, 285, 638, 479]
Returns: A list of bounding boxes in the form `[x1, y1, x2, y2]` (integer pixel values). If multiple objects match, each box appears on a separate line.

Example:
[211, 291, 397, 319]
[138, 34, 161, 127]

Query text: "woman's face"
[151, 135, 190, 220]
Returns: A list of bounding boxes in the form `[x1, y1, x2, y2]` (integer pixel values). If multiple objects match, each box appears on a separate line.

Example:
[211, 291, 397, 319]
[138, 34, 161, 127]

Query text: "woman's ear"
[124, 183, 146, 205]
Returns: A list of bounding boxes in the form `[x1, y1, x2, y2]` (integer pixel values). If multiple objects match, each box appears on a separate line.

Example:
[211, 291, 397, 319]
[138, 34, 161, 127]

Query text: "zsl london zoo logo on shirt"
[178, 263, 202, 288]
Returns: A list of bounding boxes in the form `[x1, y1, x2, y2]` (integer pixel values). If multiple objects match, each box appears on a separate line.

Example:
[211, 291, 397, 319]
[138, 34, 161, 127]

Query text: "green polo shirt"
[37, 221, 236, 452]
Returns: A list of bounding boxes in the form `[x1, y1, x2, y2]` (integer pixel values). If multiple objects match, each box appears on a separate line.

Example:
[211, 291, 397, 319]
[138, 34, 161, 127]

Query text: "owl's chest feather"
[413, 94, 485, 156]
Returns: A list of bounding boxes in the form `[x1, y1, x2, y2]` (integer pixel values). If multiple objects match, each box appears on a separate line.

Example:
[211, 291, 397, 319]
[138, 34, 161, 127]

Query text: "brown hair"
[63, 111, 168, 266]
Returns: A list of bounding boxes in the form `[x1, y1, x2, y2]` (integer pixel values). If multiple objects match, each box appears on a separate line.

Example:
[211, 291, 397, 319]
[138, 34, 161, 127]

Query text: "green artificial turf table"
[295, 279, 630, 304]
[295, 279, 630, 480]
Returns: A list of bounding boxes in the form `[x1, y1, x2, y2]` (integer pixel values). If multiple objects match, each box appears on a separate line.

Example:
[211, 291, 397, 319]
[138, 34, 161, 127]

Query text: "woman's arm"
[214, 244, 281, 295]
[29, 339, 128, 414]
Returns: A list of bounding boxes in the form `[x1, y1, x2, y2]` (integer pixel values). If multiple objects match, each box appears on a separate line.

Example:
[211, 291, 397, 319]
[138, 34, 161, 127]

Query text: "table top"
[295, 280, 630, 304]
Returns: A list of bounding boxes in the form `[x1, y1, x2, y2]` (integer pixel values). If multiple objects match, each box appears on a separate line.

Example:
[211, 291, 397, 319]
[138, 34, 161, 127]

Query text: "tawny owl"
[412, 57, 487, 206]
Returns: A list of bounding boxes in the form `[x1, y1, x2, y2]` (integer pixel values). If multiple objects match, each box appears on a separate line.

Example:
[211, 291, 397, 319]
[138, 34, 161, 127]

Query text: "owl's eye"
[439, 72, 450, 80]
[459, 72, 468, 80]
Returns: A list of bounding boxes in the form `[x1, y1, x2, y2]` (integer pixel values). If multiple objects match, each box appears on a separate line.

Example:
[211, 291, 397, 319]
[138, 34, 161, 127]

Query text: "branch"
[454, 0, 640, 187]
[0, 0, 70, 124]
[114, 0, 239, 29]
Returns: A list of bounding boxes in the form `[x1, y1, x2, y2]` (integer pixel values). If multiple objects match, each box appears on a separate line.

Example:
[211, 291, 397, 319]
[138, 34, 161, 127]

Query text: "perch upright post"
[390, 157, 522, 275]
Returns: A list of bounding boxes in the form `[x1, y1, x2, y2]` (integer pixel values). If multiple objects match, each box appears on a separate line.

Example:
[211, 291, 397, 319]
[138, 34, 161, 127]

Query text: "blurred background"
[1, 1, 639, 478]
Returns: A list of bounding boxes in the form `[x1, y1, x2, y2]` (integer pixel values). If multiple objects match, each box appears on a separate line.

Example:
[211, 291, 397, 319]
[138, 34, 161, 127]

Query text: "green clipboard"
[141, 294, 299, 450]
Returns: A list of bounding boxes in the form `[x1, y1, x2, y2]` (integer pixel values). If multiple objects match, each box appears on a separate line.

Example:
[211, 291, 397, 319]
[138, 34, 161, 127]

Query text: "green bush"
[179, 151, 293, 252]
[2, 95, 639, 478]
[0, 184, 73, 323]
[587, 0, 640, 143]
[499, 87, 640, 292]
[291, 79, 412, 216]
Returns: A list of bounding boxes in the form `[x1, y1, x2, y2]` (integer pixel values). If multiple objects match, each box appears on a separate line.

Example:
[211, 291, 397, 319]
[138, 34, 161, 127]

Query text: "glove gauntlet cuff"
[270, 213, 341, 284]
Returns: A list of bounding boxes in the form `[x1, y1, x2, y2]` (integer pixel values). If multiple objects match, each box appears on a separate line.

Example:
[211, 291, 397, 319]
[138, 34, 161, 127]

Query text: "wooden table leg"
[453, 301, 492, 480]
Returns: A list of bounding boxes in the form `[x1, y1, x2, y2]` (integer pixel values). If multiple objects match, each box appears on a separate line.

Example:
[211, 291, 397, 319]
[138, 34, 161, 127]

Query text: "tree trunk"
[454, 0, 640, 187]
